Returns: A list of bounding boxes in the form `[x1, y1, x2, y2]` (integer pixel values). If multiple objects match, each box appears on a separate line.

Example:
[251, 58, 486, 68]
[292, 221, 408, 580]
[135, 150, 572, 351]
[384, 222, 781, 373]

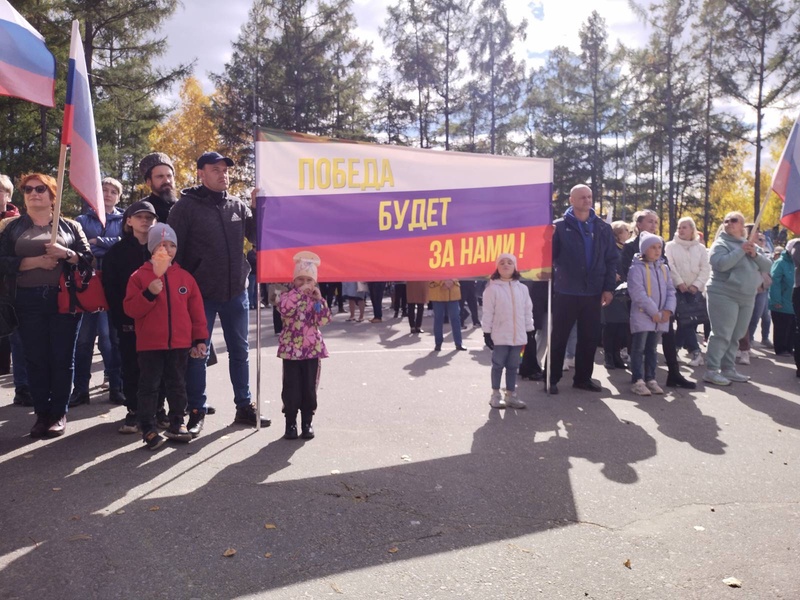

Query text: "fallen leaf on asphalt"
[711, 508, 716, 512]
[400, 455, 411, 462]
[116, 510, 126, 515]
[149, 506, 160, 512]
[623, 559, 632, 569]
[722, 577, 742, 588]
[52, 488, 61, 492]
[221, 435, 230, 440]
[264, 523, 277, 530]
[99, 414, 109, 419]
[69, 515, 80, 521]
[69, 534, 92, 541]
[388, 546, 399, 553]
[23, 454, 33, 459]
[331, 469, 341, 475]
[508, 543, 531, 553]
[223, 548, 237, 557]
[264, 552, 272, 558]
[694, 526, 705, 531]
[330, 582, 343, 594]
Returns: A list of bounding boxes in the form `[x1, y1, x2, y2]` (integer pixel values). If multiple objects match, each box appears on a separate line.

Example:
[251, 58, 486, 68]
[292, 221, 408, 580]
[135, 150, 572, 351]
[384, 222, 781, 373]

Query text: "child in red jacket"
[124, 224, 207, 450]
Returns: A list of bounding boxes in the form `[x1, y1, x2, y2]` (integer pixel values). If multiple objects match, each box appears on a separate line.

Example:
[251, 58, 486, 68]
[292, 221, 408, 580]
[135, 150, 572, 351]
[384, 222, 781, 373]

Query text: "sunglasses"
[23, 185, 48, 195]
[724, 217, 740, 224]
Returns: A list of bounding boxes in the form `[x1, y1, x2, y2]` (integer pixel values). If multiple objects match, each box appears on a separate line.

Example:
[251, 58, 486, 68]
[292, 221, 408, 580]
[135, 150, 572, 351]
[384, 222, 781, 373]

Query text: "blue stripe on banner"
[65, 58, 96, 150]
[0, 19, 55, 79]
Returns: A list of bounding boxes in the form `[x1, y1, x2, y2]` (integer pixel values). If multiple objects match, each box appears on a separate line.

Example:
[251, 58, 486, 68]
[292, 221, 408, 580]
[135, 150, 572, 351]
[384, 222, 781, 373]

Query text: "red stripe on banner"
[257, 225, 553, 282]
[0, 59, 55, 107]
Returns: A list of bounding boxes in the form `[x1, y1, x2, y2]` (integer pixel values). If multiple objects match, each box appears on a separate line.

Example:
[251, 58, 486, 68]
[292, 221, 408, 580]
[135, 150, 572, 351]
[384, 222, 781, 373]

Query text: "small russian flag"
[62, 20, 104, 226]
[0, 0, 56, 107]
[771, 113, 800, 234]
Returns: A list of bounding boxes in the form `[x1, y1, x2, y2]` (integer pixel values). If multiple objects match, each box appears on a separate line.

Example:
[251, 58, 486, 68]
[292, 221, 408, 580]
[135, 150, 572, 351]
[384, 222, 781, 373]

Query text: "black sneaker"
[284, 422, 298, 440]
[143, 430, 166, 451]
[118, 411, 139, 434]
[164, 417, 192, 443]
[155, 409, 170, 430]
[13, 386, 34, 407]
[234, 403, 271, 427]
[187, 409, 205, 438]
[68, 391, 90, 407]
[301, 422, 315, 440]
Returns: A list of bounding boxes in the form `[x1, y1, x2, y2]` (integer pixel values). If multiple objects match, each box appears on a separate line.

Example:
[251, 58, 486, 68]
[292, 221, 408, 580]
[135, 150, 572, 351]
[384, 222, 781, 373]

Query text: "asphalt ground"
[1, 303, 799, 600]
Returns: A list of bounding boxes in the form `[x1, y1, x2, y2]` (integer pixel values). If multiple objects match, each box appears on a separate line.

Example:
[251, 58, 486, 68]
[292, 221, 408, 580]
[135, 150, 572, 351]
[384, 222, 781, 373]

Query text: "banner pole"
[546, 278, 552, 393]
[256, 265, 261, 432]
[750, 189, 773, 242]
[51, 144, 68, 244]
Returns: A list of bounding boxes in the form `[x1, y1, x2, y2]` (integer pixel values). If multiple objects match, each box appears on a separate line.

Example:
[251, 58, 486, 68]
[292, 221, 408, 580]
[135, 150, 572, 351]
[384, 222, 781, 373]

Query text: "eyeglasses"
[23, 185, 48, 195]
[724, 217, 740, 224]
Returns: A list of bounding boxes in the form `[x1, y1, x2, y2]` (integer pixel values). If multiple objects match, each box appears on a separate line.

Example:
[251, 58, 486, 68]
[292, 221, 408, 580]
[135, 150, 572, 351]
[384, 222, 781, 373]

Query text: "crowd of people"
[1, 168, 799, 444]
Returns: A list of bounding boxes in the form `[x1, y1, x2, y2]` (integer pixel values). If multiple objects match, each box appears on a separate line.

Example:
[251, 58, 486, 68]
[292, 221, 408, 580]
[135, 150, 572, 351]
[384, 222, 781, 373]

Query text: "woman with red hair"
[0, 173, 92, 437]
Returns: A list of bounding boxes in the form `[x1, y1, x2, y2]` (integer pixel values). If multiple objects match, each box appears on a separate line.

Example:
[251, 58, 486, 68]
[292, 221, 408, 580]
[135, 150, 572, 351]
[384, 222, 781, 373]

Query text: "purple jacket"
[628, 255, 676, 333]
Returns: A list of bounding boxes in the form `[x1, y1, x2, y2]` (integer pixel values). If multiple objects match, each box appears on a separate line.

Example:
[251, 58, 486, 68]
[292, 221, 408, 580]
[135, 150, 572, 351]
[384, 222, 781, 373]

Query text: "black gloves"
[484, 332, 494, 349]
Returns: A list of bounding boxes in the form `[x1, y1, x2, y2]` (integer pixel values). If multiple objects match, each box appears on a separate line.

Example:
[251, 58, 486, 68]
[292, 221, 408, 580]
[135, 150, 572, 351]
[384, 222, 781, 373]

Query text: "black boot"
[284, 416, 298, 440]
[666, 370, 696, 389]
[301, 415, 315, 439]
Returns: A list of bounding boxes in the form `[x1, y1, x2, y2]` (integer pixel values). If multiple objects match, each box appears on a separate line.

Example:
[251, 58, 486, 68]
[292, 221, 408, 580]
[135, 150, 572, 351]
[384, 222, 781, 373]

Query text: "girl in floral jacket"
[277, 251, 331, 440]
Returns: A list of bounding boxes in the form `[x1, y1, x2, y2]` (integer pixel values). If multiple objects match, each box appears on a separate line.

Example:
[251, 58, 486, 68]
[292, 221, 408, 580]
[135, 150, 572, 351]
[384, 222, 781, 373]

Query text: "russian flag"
[0, 0, 56, 107]
[771, 113, 800, 234]
[62, 20, 104, 226]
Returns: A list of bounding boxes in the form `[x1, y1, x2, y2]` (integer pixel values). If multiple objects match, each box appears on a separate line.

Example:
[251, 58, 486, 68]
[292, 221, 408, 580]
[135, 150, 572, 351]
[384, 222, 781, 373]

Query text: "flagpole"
[50, 143, 68, 244]
[750, 190, 772, 242]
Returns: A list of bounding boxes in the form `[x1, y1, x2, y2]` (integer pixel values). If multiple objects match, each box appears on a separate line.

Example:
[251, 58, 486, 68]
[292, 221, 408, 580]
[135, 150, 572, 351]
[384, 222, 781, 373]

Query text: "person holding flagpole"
[0, 173, 92, 437]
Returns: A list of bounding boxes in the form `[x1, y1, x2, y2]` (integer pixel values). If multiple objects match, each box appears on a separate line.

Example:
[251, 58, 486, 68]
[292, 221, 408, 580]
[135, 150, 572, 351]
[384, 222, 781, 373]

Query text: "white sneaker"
[688, 351, 704, 367]
[564, 357, 575, 370]
[504, 390, 527, 409]
[703, 370, 731, 386]
[736, 351, 751, 365]
[489, 390, 505, 409]
[631, 379, 652, 396]
[645, 379, 664, 394]
[721, 369, 750, 382]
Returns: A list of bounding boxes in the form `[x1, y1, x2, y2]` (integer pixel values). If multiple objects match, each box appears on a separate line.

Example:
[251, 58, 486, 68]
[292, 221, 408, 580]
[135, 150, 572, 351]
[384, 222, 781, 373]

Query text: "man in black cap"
[168, 151, 269, 436]
[138, 152, 178, 224]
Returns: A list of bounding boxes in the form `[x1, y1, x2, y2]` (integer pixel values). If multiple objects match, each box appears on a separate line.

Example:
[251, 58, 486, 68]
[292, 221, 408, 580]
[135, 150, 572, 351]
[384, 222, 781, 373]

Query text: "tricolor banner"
[0, 0, 56, 107]
[62, 20, 104, 226]
[771, 113, 800, 234]
[255, 128, 553, 282]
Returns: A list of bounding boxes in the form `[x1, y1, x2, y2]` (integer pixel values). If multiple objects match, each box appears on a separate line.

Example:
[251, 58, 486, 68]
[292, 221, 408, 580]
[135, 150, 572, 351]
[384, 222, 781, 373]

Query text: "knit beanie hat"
[147, 223, 178, 254]
[496, 253, 517, 269]
[293, 251, 321, 282]
[639, 231, 663, 255]
[138, 152, 175, 181]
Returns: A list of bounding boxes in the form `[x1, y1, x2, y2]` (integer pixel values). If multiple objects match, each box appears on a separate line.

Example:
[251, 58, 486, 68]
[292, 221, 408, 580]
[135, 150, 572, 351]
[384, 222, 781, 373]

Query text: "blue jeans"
[73, 311, 122, 393]
[630, 331, 661, 382]
[14, 286, 80, 416]
[566, 323, 577, 359]
[432, 301, 462, 348]
[247, 272, 257, 308]
[186, 290, 251, 412]
[9, 329, 28, 388]
[491, 345, 523, 391]
[748, 291, 770, 341]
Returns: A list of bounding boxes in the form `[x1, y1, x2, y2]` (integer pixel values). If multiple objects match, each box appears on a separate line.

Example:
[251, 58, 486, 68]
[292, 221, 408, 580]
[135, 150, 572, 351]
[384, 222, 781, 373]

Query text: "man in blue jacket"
[548, 184, 618, 394]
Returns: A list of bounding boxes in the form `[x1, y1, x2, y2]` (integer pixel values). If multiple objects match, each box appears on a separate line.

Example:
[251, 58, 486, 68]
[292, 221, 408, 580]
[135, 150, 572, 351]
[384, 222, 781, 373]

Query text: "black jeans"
[137, 348, 189, 433]
[392, 283, 407, 315]
[771, 311, 795, 355]
[549, 293, 601, 386]
[519, 331, 542, 377]
[794, 288, 800, 371]
[407, 303, 424, 330]
[459, 280, 480, 325]
[282, 359, 319, 422]
[14, 286, 80, 417]
[368, 282, 386, 319]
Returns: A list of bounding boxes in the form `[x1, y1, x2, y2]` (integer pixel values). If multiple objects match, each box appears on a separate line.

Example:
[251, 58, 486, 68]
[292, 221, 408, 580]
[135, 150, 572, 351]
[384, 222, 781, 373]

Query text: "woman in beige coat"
[405, 281, 429, 333]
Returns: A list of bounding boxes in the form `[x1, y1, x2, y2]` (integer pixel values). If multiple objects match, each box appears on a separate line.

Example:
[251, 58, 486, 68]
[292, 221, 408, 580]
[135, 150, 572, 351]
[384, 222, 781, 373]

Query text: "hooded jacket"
[664, 234, 711, 292]
[769, 249, 795, 315]
[707, 232, 772, 301]
[627, 255, 676, 333]
[123, 261, 208, 352]
[167, 185, 256, 303]
[481, 278, 534, 346]
[552, 207, 618, 296]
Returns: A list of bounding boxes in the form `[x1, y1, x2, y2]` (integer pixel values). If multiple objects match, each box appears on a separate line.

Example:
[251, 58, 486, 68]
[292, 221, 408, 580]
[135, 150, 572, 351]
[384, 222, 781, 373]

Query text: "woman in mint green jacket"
[703, 212, 773, 386]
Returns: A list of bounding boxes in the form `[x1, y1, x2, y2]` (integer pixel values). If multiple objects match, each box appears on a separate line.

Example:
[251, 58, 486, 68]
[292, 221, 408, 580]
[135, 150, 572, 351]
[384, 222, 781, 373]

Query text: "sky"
[155, 0, 648, 99]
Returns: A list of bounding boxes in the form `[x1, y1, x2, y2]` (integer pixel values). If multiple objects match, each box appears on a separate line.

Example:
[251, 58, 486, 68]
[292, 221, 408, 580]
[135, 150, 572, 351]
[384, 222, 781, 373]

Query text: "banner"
[255, 128, 553, 282]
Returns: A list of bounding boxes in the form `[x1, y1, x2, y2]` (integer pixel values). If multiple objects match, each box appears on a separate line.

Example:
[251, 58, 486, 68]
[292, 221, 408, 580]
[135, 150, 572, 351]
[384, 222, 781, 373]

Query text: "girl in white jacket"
[482, 253, 534, 409]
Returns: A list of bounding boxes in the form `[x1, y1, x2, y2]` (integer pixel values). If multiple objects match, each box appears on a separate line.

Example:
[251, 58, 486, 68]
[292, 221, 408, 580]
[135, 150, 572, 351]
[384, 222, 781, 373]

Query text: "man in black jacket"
[138, 153, 178, 224]
[618, 210, 696, 389]
[168, 152, 269, 436]
[548, 184, 618, 394]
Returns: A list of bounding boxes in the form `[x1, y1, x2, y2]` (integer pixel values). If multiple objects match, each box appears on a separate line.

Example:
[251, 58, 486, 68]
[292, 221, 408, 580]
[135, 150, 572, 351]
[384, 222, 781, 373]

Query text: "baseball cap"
[126, 200, 157, 218]
[197, 151, 234, 169]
